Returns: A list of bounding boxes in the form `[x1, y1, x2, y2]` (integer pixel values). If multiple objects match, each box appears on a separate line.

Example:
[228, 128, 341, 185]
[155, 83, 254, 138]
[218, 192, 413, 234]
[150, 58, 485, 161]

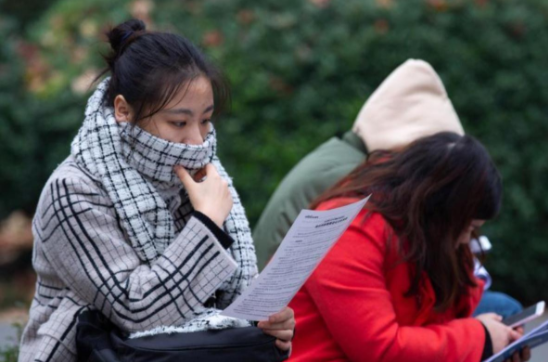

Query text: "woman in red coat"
[289, 132, 530, 362]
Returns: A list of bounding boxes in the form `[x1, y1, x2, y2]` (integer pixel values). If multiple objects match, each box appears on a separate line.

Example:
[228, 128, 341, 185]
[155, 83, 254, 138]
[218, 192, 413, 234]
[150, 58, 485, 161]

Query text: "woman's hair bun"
[106, 19, 146, 53]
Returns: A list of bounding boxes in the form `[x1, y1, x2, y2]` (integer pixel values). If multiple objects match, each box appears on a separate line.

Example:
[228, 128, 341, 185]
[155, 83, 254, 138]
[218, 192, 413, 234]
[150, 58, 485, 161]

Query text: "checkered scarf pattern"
[71, 79, 257, 305]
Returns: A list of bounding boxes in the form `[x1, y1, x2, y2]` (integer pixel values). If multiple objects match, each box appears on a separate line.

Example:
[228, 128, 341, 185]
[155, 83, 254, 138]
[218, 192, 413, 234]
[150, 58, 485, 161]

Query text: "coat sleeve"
[37, 176, 238, 332]
[304, 213, 485, 362]
[209, 156, 259, 310]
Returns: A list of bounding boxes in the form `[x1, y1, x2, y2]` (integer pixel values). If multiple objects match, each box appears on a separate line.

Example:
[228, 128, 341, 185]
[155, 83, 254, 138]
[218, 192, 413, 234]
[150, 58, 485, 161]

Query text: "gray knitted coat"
[18, 157, 255, 361]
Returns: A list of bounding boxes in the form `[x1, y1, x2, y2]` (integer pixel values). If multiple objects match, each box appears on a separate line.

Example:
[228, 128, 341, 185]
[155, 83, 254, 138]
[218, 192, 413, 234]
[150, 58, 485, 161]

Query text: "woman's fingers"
[508, 347, 532, 362]
[204, 163, 220, 177]
[258, 319, 295, 330]
[275, 339, 292, 351]
[260, 329, 293, 341]
[521, 346, 531, 361]
[174, 163, 232, 227]
[174, 165, 194, 188]
[508, 328, 522, 342]
[259, 307, 294, 327]
[259, 307, 295, 351]
[503, 345, 530, 362]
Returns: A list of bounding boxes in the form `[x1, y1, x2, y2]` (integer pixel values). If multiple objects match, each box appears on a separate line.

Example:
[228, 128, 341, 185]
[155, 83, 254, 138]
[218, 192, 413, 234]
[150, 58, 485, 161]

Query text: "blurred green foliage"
[1, 0, 547, 303]
[0, 0, 50, 32]
[0, 16, 83, 216]
[0, 321, 22, 361]
[0, 345, 18, 362]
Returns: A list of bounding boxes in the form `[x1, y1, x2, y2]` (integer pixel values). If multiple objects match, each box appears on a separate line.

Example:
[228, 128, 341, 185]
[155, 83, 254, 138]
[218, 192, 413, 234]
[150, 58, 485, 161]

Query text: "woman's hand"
[503, 326, 531, 362]
[175, 164, 233, 227]
[475, 313, 524, 355]
[477, 315, 531, 362]
[503, 346, 531, 362]
[257, 307, 295, 352]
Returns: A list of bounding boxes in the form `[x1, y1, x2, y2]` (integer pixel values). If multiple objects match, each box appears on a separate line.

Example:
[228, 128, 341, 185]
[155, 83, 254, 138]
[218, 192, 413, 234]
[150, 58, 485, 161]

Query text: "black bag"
[76, 310, 289, 362]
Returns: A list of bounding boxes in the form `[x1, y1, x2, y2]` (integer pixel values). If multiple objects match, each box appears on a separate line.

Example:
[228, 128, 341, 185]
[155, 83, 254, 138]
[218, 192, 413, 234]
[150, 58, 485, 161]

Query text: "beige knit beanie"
[352, 59, 464, 152]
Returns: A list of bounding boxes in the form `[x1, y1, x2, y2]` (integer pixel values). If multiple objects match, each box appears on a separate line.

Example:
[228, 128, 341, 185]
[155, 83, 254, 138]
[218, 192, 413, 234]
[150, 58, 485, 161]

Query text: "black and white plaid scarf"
[71, 79, 257, 309]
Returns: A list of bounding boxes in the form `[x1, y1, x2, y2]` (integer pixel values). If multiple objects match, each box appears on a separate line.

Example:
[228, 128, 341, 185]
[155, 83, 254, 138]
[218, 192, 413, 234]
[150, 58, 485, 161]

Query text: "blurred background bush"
[0, 0, 547, 319]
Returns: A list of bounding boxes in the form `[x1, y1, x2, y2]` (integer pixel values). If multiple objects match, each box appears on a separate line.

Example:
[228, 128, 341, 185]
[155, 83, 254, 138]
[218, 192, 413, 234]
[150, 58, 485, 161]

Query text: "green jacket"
[253, 131, 367, 269]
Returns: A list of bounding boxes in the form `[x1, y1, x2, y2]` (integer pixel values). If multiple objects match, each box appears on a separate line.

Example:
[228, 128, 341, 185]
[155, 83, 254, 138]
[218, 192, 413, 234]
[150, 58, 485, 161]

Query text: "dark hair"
[312, 132, 502, 311]
[97, 19, 230, 124]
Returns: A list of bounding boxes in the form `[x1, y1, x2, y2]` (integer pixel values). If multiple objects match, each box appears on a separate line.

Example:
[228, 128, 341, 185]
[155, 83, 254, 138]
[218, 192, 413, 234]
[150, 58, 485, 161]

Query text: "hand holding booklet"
[485, 301, 547, 362]
[221, 196, 370, 321]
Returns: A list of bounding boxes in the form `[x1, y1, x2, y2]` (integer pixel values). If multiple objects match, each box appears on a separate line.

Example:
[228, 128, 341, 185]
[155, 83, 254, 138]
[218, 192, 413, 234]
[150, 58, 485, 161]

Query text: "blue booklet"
[485, 319, 548, 362]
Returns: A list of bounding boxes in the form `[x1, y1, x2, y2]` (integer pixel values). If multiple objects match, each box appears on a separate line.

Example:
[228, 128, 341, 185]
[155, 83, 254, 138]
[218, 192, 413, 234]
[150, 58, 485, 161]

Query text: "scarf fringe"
[128, 309, 252, 339]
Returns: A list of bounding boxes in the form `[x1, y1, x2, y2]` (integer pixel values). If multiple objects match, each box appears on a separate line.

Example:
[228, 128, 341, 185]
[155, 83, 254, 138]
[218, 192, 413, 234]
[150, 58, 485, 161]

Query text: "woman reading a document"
[19, 19, 294, 361]
[288, 132, 530, 362]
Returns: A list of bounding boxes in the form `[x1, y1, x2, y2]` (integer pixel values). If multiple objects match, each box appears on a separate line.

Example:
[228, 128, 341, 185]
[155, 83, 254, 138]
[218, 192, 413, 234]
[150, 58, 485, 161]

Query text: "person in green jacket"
[253, 59, 522, 318]
[253, 58, 464, 268]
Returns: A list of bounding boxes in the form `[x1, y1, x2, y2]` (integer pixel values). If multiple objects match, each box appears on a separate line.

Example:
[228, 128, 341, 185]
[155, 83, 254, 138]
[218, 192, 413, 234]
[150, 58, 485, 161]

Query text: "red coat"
[288, 198, 486, 362]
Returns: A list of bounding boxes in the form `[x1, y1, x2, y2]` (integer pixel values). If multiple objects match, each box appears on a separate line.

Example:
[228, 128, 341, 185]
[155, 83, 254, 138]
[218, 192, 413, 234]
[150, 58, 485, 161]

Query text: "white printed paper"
[221, 196, 370, 321]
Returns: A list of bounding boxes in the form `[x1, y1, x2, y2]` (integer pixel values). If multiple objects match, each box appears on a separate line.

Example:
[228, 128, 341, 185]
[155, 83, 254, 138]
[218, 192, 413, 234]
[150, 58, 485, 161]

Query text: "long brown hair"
[312, 132, 502, 311]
